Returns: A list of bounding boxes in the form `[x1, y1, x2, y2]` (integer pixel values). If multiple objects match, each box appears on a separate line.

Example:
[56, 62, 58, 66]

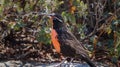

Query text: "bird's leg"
[68, 58, 74, 67]
[55, 57, 68, 67]
[60, 53, 65, 60]
[55, 56, 74, 67]
[70, 58, 74, 63]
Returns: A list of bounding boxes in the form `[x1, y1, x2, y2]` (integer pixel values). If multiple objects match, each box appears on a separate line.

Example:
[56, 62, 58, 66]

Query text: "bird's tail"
[80, 55, 96, 67]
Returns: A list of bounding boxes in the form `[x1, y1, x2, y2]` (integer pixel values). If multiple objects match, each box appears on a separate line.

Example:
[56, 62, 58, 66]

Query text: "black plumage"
[49, 14, 96, 67]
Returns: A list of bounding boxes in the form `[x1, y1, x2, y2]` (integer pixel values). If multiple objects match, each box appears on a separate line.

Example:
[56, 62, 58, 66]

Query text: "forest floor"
[0, 60, 116, 67]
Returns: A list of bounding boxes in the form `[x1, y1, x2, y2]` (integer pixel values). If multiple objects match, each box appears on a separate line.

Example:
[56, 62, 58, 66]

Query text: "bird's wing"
[57, 30, 96, 67]
[57, 30, 89, 57]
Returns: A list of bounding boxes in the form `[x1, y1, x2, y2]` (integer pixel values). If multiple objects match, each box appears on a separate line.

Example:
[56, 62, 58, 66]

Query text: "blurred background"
[0, 0, 120, 66]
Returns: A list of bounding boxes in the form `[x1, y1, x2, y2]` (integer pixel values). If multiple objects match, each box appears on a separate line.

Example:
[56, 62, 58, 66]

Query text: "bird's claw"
[54, 57, 74, 67]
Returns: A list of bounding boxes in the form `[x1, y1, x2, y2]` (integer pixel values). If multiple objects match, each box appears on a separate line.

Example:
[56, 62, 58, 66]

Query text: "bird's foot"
[69, 58, 74, 66]
[54, 57, 68, 67]
[54, 57, 74, 67]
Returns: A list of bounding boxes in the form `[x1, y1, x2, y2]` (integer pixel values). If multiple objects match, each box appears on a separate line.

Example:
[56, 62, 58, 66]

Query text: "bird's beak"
[47, 13, 56, 24]
[47, 15, 53, 23]
[47, 14, 54, 28]
[47, 13, 63, 23]
[48, 14, 63, 23]
[47, 15, 53, 20]
[47, 13, 55, 19]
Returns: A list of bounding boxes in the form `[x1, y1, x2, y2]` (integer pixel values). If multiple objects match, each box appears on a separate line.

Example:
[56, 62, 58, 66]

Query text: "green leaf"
[61, 12, 76, 23]
[37, 28, 51, 44]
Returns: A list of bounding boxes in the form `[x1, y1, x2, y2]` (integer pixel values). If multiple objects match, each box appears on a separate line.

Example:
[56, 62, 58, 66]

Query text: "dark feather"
[50, 14, 96, 67]
[56, 28, 88, 57]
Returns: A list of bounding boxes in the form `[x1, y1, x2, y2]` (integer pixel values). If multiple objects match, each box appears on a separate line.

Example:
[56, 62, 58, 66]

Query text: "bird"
[48, 13, 96, 67]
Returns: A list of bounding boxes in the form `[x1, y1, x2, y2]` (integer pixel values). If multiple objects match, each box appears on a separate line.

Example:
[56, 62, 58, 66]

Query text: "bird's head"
[48, 13, 65, 29]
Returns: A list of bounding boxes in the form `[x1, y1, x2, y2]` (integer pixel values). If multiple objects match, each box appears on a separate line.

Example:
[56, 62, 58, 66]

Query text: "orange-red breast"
[51, 29, 61, 53]
[49, 13, 96, 67]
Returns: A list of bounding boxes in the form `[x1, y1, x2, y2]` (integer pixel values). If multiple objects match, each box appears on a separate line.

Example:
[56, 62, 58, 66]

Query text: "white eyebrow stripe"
[54, 17, 63, 23]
